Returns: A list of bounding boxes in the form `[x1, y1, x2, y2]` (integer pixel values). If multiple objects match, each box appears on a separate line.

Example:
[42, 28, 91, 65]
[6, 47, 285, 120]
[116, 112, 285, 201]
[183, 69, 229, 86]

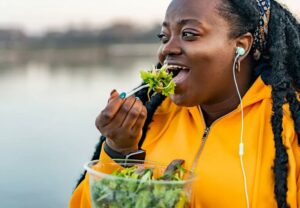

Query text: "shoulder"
[153, 97, 180, 115]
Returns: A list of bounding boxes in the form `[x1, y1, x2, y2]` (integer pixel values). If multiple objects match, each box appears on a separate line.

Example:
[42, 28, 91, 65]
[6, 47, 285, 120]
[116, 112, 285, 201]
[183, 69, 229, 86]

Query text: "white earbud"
[236, 47, 246, 57]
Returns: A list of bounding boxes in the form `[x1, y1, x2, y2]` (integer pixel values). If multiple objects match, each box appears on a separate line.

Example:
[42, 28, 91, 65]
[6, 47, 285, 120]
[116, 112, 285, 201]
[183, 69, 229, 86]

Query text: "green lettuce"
[91, 160, 188, 208]
[140, 65, 176, 100]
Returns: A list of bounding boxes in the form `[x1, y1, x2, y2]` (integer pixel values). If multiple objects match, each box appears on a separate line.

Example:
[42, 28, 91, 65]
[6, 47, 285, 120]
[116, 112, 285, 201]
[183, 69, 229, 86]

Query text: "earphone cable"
[233, 55, 250, 208]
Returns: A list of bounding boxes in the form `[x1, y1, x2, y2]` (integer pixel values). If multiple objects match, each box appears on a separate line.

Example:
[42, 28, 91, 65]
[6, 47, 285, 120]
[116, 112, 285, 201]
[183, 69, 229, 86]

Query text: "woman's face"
[158, 0, 238, 107]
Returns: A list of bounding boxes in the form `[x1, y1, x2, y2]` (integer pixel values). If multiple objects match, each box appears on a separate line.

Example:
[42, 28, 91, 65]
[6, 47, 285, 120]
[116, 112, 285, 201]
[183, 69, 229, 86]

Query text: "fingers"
[106, 96, 137, 129]
[131, 105, 147, 134]
[95, 88, 147, 150]
[103, 97, 146, 144]
[96, 90, 124, 129]
[121, 98, 144, 129]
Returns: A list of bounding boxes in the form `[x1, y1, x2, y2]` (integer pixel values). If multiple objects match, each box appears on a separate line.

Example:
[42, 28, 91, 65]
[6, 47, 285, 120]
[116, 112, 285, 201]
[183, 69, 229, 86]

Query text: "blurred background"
[0, 0, 299, 207]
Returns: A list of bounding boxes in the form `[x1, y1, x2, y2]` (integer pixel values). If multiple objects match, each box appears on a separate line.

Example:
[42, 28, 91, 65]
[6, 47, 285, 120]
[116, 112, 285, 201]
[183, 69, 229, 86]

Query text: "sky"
[0, 0, 299, 35]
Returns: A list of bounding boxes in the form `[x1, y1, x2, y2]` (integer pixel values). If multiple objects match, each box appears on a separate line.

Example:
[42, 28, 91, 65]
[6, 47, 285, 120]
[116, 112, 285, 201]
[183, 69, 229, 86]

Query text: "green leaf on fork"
[140, 64, 176, 100]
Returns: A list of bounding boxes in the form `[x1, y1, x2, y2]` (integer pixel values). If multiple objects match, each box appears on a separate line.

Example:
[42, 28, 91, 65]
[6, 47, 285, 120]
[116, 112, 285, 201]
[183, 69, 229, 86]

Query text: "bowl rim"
[84, 159, 197, 185]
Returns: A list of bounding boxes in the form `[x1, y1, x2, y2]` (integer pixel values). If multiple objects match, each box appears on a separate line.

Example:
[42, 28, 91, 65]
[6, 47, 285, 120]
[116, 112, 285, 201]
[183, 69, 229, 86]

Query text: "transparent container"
[84, 159, 196, 208]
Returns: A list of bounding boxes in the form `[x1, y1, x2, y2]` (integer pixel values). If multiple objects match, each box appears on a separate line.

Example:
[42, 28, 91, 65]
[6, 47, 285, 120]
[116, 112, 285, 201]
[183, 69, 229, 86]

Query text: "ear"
[235, 32, 253, 61]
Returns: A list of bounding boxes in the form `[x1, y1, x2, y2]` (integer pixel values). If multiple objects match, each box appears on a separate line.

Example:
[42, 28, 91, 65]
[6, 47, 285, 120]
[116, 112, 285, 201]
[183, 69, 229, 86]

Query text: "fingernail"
[135, 97, 140, 101]
[119, 92, 126, 99]
[110, 89, 117, 95]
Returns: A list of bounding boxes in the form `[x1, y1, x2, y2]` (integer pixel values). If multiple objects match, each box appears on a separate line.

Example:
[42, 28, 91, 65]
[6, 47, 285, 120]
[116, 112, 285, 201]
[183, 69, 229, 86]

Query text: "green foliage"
[91, 161, 188, 208]
[140, 65, 176, 100]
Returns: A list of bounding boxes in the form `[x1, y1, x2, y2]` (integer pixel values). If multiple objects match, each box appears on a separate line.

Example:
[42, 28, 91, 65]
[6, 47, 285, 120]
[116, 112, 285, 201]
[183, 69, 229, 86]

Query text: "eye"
[157, 33, 169, 44]
[182, 31, 199, 40]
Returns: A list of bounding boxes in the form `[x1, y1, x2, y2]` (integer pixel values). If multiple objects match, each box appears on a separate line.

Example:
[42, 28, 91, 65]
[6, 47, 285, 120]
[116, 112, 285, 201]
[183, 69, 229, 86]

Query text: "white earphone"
[236, 46, 246, 57]
[233, 46, 250, 208]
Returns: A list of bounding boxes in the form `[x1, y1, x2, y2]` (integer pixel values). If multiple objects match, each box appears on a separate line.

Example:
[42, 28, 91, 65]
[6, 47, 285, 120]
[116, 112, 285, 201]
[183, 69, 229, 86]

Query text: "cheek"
[185, 43, 235, 102]
[188, 48, 220, 79]
[157, 45, 164, 64]
[189, 41, 234, 76]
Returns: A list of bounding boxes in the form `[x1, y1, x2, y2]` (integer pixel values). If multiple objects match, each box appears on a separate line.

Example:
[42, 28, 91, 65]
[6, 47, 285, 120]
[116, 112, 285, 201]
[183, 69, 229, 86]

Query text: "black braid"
[268, 5, 290, 207]
[285, 16, 300, 89]
[264, 1, 300, 145]
[219, 0, 300, 207]
[271, 88, 289, 208]
[284, 15, 300, 145]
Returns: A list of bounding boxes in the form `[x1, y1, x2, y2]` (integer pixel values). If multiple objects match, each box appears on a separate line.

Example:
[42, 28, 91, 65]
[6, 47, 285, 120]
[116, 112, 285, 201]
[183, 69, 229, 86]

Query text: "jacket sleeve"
[69, 142, 118, 208]
[293, 92, 300, 204]
[298, 172, 300, 207]
[68, 173, 91, 208]
[283, 103, 300, 206]
[291, 129, 300, 205]
[294, 138, 300, 205]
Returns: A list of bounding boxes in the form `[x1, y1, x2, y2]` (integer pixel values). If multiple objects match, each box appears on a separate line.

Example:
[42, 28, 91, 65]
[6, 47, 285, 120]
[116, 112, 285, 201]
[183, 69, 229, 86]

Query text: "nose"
[159, 37, 182, 60]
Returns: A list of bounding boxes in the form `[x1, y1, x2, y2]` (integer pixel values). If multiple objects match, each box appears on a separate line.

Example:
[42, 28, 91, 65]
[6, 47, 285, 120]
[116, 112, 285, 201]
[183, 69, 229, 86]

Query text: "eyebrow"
[162, 18, 203, 27]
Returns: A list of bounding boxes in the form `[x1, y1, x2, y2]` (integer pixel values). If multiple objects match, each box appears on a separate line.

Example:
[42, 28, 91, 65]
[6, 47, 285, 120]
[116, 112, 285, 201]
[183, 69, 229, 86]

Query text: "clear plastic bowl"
[84, 159, 196, 208]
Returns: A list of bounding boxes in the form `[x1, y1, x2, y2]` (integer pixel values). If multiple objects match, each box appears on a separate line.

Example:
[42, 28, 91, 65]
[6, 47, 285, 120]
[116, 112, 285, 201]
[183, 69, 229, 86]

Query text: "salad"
[140, 64, 176, 99]
[90, 159, 190, 208]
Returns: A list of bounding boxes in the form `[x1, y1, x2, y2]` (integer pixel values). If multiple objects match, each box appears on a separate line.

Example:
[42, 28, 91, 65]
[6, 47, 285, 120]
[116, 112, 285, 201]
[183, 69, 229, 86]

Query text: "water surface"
[0, 56, 157, 208]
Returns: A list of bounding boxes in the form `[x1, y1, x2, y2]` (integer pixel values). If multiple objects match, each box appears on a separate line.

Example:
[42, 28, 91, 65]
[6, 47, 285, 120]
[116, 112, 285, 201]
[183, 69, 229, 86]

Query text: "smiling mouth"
[166, 64, 191, 86]
[167, 65, 189, 78]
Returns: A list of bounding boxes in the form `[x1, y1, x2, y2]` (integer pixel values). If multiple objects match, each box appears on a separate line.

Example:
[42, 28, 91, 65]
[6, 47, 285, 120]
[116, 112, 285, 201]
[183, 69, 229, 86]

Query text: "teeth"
[167, 65, 187, 70]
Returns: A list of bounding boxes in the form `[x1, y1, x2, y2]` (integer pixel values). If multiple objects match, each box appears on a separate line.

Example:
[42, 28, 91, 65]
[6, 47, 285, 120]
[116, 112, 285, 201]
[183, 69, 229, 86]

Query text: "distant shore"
[0, 43, 159, 67]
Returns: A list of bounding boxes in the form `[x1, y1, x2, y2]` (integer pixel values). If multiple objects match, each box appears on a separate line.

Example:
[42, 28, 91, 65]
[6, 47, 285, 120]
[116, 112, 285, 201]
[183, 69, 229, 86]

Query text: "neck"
[201, 58, 253, 127]
[200, 93, 241, 127]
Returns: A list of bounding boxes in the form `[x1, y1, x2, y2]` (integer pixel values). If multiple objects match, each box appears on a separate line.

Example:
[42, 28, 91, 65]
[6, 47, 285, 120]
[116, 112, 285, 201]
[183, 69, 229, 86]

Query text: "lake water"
[0, 56, 157, 207]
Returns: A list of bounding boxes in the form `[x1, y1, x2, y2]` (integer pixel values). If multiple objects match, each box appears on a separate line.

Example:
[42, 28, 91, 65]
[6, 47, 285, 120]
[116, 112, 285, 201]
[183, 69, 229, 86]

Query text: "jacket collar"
[155, 75, 271, 115]
[240, 76, 271, 109]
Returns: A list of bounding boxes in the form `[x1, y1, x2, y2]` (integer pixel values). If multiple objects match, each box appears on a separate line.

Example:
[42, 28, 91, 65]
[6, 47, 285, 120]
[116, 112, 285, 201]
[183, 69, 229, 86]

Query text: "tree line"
[0, 22, 162, 49]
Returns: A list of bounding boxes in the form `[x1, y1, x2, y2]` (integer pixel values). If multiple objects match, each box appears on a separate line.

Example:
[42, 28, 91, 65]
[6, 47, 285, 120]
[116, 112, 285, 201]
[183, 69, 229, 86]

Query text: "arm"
[69, 90, 147, 208]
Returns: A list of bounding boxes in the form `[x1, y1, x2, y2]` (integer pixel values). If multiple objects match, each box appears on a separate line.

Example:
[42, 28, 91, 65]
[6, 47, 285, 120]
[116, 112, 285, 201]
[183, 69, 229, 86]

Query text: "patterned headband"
[252, 0, 271, 60]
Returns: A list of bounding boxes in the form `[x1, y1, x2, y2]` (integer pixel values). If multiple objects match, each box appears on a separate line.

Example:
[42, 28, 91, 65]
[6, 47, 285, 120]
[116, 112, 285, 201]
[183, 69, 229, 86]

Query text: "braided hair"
[219, 1, 300, 207]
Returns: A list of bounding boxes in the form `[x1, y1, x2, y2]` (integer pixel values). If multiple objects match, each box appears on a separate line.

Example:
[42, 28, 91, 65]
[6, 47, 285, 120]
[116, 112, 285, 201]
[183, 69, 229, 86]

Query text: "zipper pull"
[202, 127, 210, 140]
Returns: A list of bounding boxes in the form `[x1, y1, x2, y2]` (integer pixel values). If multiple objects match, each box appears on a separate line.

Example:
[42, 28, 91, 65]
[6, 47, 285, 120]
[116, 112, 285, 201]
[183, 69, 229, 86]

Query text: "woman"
[70, 0, 300, 207]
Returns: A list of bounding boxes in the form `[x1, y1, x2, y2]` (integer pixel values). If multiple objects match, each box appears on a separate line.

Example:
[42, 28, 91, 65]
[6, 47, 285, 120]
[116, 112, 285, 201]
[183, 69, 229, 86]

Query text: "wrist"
[104, 141, 145, 160]
[105, 139, 138, 155]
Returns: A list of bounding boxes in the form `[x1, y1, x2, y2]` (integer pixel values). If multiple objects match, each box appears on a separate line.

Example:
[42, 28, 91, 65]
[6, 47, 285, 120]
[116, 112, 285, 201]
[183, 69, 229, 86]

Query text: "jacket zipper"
[191, 105, 239, 172]
[191, 127, 210, 172]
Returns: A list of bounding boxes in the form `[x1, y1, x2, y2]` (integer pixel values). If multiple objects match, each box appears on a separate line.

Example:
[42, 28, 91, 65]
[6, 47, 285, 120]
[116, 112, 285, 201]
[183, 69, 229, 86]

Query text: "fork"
[119, 84, 150, 99]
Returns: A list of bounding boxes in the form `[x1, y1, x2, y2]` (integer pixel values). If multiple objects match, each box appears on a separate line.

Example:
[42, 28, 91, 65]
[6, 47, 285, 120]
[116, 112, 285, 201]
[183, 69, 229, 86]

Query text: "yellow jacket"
[69, 76, 300, 207]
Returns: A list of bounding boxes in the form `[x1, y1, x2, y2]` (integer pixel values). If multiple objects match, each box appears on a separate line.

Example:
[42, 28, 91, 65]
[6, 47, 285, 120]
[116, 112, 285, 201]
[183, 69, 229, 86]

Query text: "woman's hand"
[95, 90, 147, 155]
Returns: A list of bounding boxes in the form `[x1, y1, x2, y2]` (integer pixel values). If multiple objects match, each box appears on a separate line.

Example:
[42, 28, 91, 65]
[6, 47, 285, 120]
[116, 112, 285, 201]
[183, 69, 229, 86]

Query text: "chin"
[170, 94, 195, 107]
